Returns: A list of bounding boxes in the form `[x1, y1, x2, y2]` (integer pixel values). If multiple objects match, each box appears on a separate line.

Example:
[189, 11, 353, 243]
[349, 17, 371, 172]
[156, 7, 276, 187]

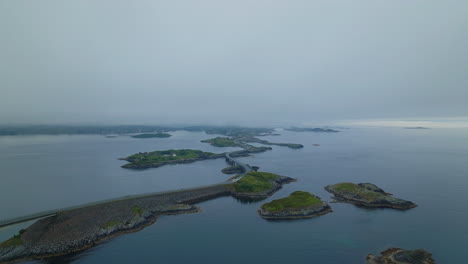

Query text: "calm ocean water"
[1, 128, 467, 263]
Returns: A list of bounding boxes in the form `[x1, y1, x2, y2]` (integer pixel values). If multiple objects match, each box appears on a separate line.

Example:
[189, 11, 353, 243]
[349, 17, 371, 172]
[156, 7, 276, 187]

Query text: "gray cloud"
[1, 0, 467, 126]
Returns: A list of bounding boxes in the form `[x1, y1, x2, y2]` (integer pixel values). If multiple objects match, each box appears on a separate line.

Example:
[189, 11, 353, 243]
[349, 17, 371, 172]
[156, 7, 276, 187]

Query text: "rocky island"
[201, 136, 303, 149]
[221, 165, 245, 174]
[258, 191, 332, 219]
[131, 133, 171, 138]
[228, 171, 296, 199]
[367, 248, 435, 264]
[324, 183, 417, 210]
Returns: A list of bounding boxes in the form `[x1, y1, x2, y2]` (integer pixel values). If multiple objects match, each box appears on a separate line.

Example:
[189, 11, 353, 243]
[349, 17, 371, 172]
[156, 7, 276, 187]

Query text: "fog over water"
[1, 0, 467, 126]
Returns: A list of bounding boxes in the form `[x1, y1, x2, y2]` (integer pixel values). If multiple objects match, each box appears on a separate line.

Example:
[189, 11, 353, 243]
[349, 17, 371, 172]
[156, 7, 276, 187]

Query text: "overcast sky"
[1, 0, 467, 126]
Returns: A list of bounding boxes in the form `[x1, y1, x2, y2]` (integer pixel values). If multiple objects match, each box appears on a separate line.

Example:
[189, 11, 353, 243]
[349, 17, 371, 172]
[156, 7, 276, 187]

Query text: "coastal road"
[0, 151, 254, 229]
[224, 152, 253, 182]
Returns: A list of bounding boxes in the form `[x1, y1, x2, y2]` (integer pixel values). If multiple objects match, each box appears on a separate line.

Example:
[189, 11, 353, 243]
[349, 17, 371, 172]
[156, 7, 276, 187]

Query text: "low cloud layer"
[1, 0, 467, 126]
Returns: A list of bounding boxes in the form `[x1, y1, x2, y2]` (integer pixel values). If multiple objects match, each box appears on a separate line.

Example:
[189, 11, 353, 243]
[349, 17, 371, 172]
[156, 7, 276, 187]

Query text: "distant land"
[131, 133, 171, 138]
[285, 127, 339, 132]
[0, 125, 276, 137]
[404, 127, 430, 129]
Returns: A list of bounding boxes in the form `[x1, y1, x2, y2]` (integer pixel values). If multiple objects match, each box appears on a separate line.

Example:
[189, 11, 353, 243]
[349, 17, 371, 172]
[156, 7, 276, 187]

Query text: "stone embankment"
[0, 185, 230, 264]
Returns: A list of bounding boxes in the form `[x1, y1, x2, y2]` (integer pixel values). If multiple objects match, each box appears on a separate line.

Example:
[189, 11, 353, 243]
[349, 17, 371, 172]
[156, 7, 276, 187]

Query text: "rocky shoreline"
[229, 176, 296, 199]
[367, 248, 435, 264]
[258, 192, 332, 219]
[0, 185, 231, 264]
[325, 183, 417, 210]
[0, 173, 296, 264]
[120, 147, 272, 169]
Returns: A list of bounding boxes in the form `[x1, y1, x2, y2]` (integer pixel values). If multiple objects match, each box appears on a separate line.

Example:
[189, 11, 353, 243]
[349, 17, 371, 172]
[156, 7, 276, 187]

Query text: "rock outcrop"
[324, 183, 416, 210]
[367, 248, 435, 264]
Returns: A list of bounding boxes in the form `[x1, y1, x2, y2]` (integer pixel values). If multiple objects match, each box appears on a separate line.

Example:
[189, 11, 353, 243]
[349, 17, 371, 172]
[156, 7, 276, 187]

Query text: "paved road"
[0, 151, 253, 229]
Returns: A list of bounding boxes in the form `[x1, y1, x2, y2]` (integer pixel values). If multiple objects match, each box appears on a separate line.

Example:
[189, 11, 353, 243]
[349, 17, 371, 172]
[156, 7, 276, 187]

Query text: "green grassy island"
[131, 133, 171, 138]
[201, 137, 239, 147]
[259, 191, 332, 219]
[229, 171, 296, 198]
[325, 183, 417, 210]
[120, 149, 223, 169]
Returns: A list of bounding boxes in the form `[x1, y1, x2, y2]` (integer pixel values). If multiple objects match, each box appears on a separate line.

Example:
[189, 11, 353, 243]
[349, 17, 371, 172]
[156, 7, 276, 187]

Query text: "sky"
[1, 0, 467, 127]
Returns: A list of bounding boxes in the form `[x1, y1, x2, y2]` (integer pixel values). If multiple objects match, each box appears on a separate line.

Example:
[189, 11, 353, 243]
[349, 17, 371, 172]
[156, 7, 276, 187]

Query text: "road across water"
[0, 152, 253, 229]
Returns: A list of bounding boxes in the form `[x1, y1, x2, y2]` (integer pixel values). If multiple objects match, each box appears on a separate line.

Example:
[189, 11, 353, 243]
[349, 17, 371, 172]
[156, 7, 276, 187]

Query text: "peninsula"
[0, 170, 295, 263]
[258, 191, 332, 219]
[324, 183, 417, 210]
[367, 248, 435, 264]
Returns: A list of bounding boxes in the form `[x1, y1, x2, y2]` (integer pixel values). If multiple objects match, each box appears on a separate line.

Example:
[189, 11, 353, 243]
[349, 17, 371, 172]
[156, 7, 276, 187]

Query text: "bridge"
[0, 151, 254, 229]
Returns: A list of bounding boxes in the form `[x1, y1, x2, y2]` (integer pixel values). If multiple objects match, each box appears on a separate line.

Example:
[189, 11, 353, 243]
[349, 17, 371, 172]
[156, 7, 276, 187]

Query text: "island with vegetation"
[201, 137, 240, 147]
[120, 149, 224, 169]
[285, 127, 339, 133]
[120, 146, 273, 170]
[367, 248, 435, 264]
[228, 171, 296, 199]
[324, 183, 417, 210]
[258, 191, 332, 219]
[201, 136, 303, 150]
[131, 133, 171, 138]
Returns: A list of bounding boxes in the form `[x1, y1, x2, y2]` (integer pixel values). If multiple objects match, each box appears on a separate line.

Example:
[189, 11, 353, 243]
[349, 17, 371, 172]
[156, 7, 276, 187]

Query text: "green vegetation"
[261, 191, 322, 212]
[133, 206, 144, 217]
[233, 172, 280, 193]
[102, 220, 121, 229]
[122, 149, 220, 168]
[131, 133, 171, 138]
[0, 234, 23, 249]
[334, 183, 383, 200]
[201, 137, 239, 147]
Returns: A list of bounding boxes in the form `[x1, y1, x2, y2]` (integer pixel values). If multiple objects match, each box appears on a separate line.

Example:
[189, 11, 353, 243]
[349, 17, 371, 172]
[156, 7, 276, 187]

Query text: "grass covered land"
[131, 133, 171, 138]
[261, 191, 322, 212]
[102, 220, 120, 229]
[325, 182, 417, 209]
[333, 183, 383, 200]
[121, 149, 221, 168]
[0, 233, 23, 249]
[201, 137, 239, 147]
[233, 172, 280, 193]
